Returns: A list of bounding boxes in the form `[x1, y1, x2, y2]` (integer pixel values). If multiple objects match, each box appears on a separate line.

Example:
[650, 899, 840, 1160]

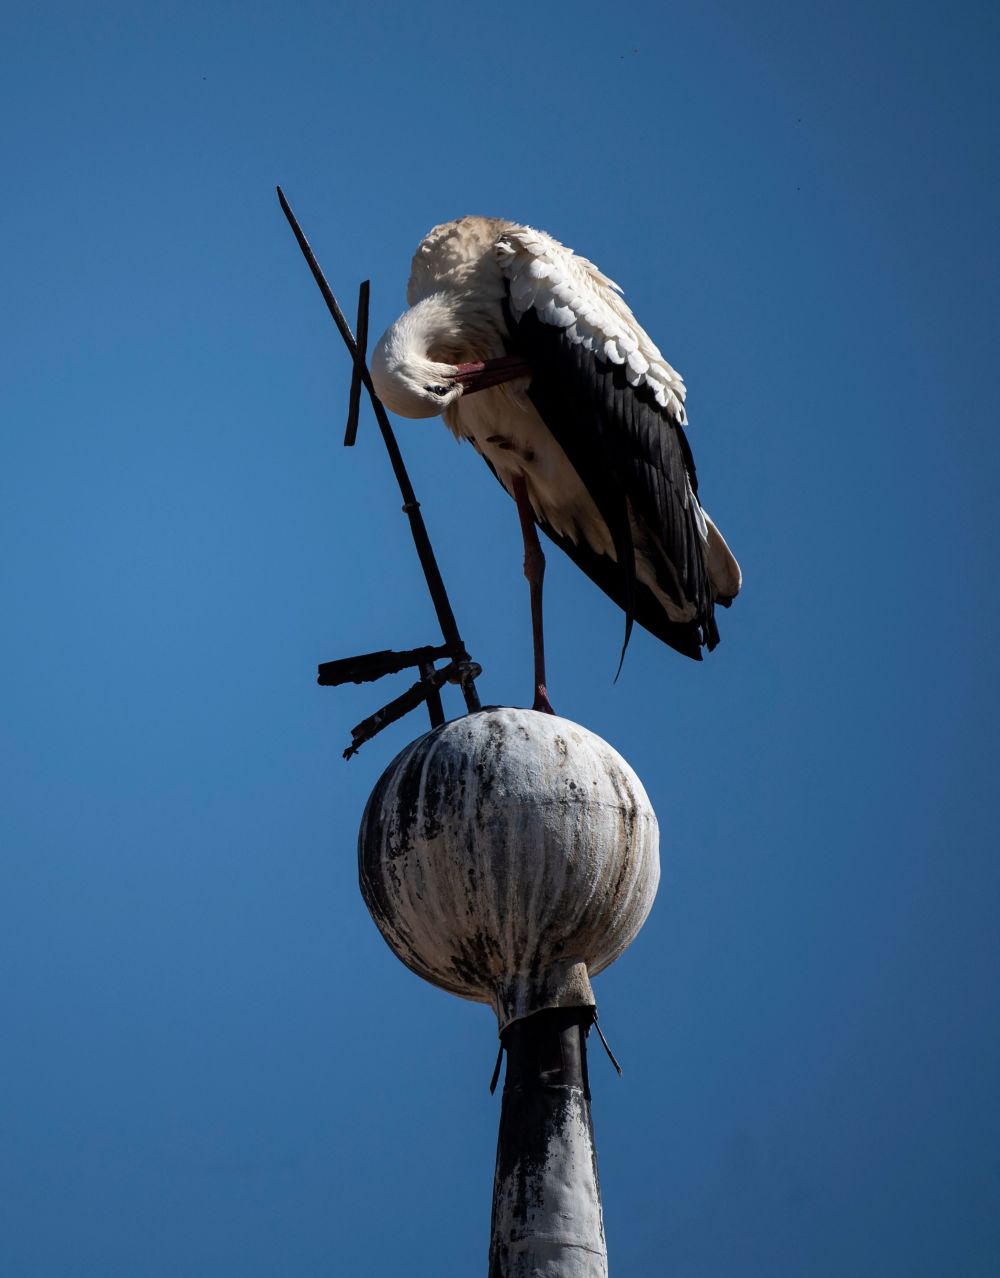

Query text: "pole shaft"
[489, 1008, 608, 1278]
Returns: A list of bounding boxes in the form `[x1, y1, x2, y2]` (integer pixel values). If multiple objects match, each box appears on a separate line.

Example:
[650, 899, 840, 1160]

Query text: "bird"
[370, 217, 741, 713]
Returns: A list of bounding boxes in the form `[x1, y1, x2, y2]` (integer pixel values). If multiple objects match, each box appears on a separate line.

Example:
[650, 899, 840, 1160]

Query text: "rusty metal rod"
[419, 659, 446, 728]
[277, 186, 481, 713]
[318, 643, 452, 688]
[344, 279, 369, 447]
[344, 661, 464, 760]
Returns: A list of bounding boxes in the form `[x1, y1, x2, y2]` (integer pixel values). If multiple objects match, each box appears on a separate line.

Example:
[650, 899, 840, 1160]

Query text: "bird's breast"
[449, 388, 616, 560]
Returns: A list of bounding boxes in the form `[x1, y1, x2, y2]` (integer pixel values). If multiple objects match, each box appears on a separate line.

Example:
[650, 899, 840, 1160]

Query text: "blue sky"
[2, 2, 998, 1274]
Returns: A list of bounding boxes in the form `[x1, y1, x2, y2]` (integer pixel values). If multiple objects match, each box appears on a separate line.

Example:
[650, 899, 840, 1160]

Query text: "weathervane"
[277, 187, 482, 758]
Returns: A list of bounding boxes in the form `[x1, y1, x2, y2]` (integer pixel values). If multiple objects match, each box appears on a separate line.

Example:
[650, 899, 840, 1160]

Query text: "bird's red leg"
[512, 474, 555, 715]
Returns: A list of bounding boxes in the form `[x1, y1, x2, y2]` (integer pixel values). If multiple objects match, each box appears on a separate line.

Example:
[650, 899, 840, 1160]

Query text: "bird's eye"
[424, 384, 450, 396]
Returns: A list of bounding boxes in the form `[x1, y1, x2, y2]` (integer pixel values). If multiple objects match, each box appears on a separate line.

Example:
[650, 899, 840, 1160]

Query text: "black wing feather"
[502, 292, 717, 661]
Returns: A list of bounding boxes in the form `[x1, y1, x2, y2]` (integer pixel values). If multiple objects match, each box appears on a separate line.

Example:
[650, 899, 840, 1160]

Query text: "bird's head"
[371, 293, 530, 420]
[370, 341, 463, 419]
[371, 297, 465, 419]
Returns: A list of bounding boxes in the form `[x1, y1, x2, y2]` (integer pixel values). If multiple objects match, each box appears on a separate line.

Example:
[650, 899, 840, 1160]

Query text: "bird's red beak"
[452, 356, 531, 394]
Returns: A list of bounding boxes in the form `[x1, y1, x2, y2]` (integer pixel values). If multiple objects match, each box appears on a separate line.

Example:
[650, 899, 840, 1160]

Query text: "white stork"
[371, 217, 741, 713]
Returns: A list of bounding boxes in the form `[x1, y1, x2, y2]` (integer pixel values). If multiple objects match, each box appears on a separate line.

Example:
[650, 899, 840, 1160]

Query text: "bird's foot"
[532, 684, 555, 715]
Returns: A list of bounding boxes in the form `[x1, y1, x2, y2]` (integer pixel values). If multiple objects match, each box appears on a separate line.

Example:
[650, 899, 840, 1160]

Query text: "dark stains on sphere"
[358, 707, 659, 1029]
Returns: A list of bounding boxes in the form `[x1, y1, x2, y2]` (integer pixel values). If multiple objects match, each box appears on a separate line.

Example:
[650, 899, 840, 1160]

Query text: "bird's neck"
[371, 295, 463, 419]
[390, 294, 458, 363]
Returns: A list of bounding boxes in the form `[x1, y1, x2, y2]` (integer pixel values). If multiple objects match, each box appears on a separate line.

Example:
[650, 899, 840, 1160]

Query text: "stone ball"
[358, 707, 659, 1030]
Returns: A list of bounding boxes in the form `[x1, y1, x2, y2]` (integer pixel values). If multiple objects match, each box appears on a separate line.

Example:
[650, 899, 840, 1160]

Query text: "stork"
[370, 217, 741, 713]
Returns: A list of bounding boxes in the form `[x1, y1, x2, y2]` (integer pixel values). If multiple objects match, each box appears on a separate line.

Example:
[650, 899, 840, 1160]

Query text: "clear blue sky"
[2, 2, 998, 1274]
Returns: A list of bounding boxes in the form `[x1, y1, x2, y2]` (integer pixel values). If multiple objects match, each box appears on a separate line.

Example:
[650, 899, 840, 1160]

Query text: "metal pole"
[490, 1008, 608, 1278]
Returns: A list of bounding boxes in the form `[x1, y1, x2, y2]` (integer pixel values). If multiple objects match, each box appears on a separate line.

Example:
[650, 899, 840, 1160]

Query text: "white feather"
[495, 224, 688, 424]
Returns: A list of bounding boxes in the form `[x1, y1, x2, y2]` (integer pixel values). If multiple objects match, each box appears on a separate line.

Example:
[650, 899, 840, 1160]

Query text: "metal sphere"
[358, 707, 659, 1029]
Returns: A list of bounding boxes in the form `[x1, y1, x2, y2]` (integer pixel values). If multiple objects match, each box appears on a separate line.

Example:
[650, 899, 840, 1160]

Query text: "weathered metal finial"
[358, 707, 660, 1276]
